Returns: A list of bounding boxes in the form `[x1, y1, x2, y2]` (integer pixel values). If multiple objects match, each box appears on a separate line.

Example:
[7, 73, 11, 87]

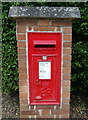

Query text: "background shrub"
[2, 2, 88, 95]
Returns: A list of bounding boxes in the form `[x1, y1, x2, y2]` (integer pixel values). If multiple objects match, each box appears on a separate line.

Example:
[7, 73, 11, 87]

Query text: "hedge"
[2, 2, 88, 95]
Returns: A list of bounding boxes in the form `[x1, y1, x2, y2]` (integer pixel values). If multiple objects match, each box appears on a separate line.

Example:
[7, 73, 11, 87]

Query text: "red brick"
[63, 75, 71, 80]
[34, 26, 54, 31]
[19, 68, 27, 74]
[62, 86, 70, 92]
[19, 74, 27, 80]
[63, 34, 72, 41]
[56, 105, 60, 109]
[63, 42, 72, 47]
[18, 54, 26, 61]
[63, 68, 71, 74]
[30, 117, 36, 119]
[62, 104, 70, 109]
[41, 110, 50, 115]
[16, 19, 37, 26]
[62, 80, 70, 86]
[18, 48, 26, 54]
[20, 92, 28, 98]
[61, 110, 69, 115]
[35, 115, 41, 118]
[36, 105, 54, 109]
[19, 80, 27, 86]
[61, 114, 69, 118]
[51, 109, 60, 114]
[57, 27, 60, 31]
[63, 55, 71, 61]
[18, 61, 27, 68]
[17, 41, 26, 48]
[17, 34, 26, 40]
[62, 92, 70, 98]
[38, 115, 54, 118]
[20, 115, 29, 119]
[56, 104, 69, 110]
[63, 27, 72, 34]
[39, 20, 50, 26]
[56, 115, 60, 118]
[20, 104, 29, 111]
[20, 98, 28, 104]
[17, 26, 26, 33]
[63, 48, 72, 54]
[28, 26, 32, 31]
[62, 98, 70, 103]
[19, 86, 28, 92]
[36, 115, 42, 118]
[51, 20, 72, 27]
[30, 105, 34, 109]
[63, 62, 71, 67]
[21, 110, 39, 115]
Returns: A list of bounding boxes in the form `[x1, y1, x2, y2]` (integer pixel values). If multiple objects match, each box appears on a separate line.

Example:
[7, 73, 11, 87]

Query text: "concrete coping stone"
[8, 6, 81, 19]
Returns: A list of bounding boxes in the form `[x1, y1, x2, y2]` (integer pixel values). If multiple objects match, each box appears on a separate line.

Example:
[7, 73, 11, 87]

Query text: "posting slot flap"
[34, 40, 56, 48]
[34, 40, 56, 45]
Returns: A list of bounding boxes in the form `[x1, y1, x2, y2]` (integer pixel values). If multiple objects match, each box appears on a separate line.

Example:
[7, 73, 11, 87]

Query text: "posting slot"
[34, 40, 56, 48]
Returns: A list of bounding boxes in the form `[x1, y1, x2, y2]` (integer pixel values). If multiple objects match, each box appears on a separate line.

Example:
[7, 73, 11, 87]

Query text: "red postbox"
[28, 32, 62, 105]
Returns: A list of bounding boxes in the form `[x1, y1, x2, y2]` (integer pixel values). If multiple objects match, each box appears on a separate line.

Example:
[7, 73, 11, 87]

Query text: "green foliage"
[70, 3, 88, 95]
[2, 2, 43, 94]
[2, 2, 88, 95]
[72, 37, 88, 95]
[2, 3, 18, 94]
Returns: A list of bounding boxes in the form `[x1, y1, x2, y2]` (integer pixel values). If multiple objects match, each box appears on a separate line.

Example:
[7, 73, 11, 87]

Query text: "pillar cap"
[8, 6, 81, 19]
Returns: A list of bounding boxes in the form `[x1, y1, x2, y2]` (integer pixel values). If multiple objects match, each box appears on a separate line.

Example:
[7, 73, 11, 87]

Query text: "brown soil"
[2, 93, 88, 119]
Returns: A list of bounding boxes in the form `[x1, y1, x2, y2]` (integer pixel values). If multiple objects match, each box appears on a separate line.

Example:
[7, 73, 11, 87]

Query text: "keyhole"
[37, 80, 39, 84]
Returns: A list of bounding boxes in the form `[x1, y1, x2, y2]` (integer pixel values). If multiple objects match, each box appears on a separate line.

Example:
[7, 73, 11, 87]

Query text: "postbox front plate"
[28, 32, 62, 105]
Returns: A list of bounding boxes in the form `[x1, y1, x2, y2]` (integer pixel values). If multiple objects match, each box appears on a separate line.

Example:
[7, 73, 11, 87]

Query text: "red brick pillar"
[9, 7, 81, 119]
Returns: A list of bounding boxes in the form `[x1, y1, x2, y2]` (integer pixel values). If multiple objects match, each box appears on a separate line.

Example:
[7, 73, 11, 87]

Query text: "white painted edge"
[60, 27, 63, 109]
[26, 25, 30, 105]
[27, 30, 62, 33]
[26, 26, 63, 106]
[38, 110, 42, 116]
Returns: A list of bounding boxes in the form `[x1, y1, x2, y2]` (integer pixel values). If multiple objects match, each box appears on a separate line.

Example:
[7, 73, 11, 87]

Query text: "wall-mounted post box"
[9, 6, 81, 119]
[28, 32, 62, 105]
